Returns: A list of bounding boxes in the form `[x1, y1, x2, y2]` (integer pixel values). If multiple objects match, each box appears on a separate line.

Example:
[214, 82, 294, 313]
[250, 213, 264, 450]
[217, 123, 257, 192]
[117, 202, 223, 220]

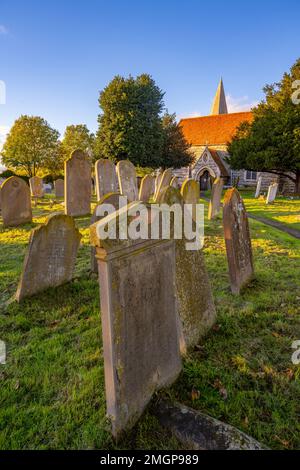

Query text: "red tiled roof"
[179, 111, 253, 146]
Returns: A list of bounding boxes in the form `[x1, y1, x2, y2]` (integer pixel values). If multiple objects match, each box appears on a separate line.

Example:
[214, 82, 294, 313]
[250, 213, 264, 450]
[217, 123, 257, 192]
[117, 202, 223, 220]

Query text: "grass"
[0, 194, 300, 449]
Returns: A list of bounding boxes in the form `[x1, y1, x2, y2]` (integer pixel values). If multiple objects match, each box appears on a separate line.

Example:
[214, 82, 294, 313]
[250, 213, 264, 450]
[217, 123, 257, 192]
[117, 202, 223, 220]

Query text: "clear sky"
[1, 0, 300, 148]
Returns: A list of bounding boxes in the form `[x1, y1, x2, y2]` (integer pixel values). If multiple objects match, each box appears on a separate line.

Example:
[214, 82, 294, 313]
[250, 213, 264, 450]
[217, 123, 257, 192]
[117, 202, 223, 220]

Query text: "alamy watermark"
[95, 196, 205, 251]
[291, 80, 300, 105]
[0, 340, 6, 364]
[0, 80, 6, 104]
[291, 340, 300, 365]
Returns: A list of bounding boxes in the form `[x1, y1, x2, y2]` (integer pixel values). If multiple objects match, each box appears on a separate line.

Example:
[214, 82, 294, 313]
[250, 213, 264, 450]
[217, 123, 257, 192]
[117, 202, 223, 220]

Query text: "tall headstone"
[65, 150, 91, 216]
[154, 168, 173, 202]
[158, 185, 216, 353]
[29, 176, 44, 198]
[116, 160, 138, 202]
[90, 192, 121, 273]
[1, 177, 32, 227]
[54, 179, 64, 198]
[254, 176, 262, 198]
[138, 175, 155, 202]
[223, 188, 254, 294]
[208, 177, 223, 220]
[90, 207, 181, 437]
[266, 182, 278, 204]
[16, 214, 81, 301]
[95, 159, 118, 201]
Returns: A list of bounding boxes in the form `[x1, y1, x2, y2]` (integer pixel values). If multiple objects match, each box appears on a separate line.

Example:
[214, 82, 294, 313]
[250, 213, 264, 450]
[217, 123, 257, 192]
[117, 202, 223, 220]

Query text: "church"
[175, 80, 294, 194]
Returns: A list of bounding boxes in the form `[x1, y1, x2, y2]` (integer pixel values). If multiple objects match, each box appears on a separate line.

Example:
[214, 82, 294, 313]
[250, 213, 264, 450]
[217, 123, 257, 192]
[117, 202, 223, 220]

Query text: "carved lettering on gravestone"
[116, 160, 138, 203]
[95, 159, 118, 201]
[208, 177, 223, 220]
[90, 208, 181, 437]
[54, 179, 64, 198]
[16, 214, 81, 301]
[65, 150, 91, 216]
[29, 176, 44, 198]
[1, 176, 32, 227]
[138, 175, 155, 202]
[223, 188, 254, 294]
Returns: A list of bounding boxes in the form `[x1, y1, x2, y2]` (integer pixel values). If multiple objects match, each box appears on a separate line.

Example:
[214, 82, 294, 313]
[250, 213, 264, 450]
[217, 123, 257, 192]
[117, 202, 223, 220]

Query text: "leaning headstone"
[90, 192, 121, 273]
[223, 188, 254, 294]
[90, 206, 181, 437]
[95, 159, 118, 201]
[138, 175, 155, 202]
[154, 168, 173, 201]
[1, 176, 32, 227]
[65, 150, 91, 216]
[16, 214, 81, 302]
[158, 185, 216, 353]
[208, 177, 223, 220]
[266, 182, 278, 204]
[54, 179, 64, 198]
[29, 176, 44, 198]
[116, 160, 138, 202]
[254, 176, 262, 198]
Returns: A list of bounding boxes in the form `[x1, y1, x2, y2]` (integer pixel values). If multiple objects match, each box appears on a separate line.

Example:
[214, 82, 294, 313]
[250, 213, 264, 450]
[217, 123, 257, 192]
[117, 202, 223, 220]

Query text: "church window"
[245, 170, 257, 181]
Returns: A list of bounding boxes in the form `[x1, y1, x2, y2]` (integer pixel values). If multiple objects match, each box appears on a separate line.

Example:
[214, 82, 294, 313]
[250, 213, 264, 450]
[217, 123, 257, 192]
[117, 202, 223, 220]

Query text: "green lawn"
[0, 196, 299, 449]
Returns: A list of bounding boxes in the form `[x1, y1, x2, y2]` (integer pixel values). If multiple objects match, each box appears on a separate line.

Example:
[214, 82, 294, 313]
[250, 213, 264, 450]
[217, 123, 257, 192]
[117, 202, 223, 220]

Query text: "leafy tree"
[1, 115, 61, 177]
[228, 59, 300, 194]
[95, 74, 165, 168]
[161, 113, 192, 169]
[61, 124, 95, 161]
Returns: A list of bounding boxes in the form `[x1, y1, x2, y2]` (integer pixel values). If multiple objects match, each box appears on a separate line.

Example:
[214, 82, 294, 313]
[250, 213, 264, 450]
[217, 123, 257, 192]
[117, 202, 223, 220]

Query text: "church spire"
[210, 78, 228, 115]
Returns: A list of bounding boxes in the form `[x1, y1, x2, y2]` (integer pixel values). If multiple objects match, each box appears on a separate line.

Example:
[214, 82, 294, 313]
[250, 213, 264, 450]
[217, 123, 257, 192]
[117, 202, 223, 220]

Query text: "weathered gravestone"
[170, 176, 180, 189]
[90, 192, 121, 273]
[95, 159, 118, 201]
[254, 176, 262, 198]
[16, 214, 81, 302]
[54, 179, 64, 198]
[65, 150, 91, 216]
[116, 160, 138, 203]
[138, 175, 155, 202]
[266, 182, 278, 204]
[223, 188, 254, 294]
[1, 176, 32, 227]
[154, 168, 173, 202]
[29, 176, 44, 198]
[90, 205, 181, 437]
[208, 177, 223, 220]
[154, 172, 163, 198]
[157, 184, 216, 353]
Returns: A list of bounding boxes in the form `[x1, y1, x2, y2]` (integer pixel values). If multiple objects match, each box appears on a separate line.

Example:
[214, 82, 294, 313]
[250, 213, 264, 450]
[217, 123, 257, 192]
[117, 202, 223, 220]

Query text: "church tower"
[210, 78, 228, 115]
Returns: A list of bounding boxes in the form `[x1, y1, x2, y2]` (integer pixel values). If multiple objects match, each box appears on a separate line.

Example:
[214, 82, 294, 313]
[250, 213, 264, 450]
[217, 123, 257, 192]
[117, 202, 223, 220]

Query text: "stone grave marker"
[16, 214, 81, 302]
[254, 176, 262, 198]
[95, 159, 118, 201]
[65, 150, 91, 216]
[90, 206, 181, 437]
[54, 179, 64, 198]
[223, 188, 254, 294]
[158, 185, 216, 353]
[29, 176, 44, 198]
[138, 175, 155, 202]
[208, 177, 223, 220]
[266, 182, 278, 204]
[116, 160, 138, 203]
[170, 176, 180, 189]
[1, 176, 32, 227]
[154, 168, 173, 202]
[154, 172, 163, 198]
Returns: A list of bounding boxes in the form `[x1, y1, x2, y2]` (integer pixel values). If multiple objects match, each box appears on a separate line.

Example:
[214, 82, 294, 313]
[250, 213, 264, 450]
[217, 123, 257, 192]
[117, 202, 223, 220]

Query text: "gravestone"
[90, 206, 181, 437]
[54, 179, 64, 198]
[138, 175, 155, 202]
[65, 150, 91, 216]
[95, 159, 118, 200]
[223, 188, 254, 294]
[266, 182, 278, 204]
[154, 169, 173, 202]
[16, 214, 81, 302]
[254, 176, 262, 198]
[170, 176, 180, 189]
[1, 176, 32, 227]
[116, 160, 138, 202]
[29, 176, 44, 198]
[90, 192, 121, 273]
[158, 185, 216, 353]
[154, 172, 163, 198]
[208, 177, 223, 220]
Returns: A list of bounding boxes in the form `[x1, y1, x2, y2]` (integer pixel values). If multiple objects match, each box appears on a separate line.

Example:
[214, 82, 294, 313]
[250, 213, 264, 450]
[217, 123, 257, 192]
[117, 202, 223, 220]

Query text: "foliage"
[160, 113, 192, 169]
[61, 125, 95, 162]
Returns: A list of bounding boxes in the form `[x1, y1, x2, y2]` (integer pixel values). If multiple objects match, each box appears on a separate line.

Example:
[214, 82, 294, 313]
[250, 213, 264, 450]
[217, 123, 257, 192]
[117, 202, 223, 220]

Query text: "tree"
[228, 59, 300, 194]
[161, 113, 192, 169]
[1, 115, 61, 177]
[95, 74, 165, 168]
[61, 124, 95, 161]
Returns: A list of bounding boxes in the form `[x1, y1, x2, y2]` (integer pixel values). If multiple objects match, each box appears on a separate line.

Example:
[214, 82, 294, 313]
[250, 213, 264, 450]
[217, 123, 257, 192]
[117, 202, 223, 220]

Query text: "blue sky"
[0, 0, 300, 148]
